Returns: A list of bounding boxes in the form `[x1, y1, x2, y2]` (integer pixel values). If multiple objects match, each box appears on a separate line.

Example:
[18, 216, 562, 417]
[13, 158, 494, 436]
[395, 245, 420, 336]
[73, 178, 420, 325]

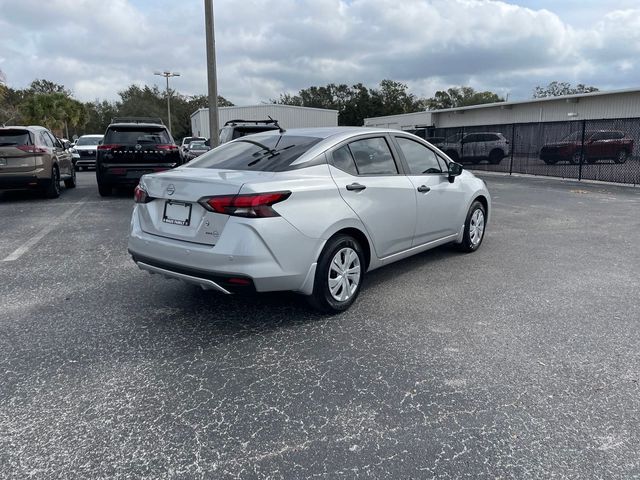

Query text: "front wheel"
[488, 149, 504, 164]
[569, 152, 582, 165]
[457, 201, 486, 253]
[308, 235, 364, 313]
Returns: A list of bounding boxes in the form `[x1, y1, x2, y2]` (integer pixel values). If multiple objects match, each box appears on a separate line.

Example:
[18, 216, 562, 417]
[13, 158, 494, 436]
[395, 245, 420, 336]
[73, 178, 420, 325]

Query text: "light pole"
[204, 0, 219, 147]
[154, 70, 180, 135]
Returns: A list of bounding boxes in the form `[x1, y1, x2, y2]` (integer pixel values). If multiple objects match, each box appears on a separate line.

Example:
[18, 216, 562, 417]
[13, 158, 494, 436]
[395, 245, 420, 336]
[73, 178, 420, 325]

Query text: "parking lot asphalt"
[1, 172, 639, 479]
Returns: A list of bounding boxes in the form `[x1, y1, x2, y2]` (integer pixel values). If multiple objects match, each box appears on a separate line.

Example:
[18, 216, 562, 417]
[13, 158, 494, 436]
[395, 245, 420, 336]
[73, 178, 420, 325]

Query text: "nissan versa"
[128, 127, 490, 312]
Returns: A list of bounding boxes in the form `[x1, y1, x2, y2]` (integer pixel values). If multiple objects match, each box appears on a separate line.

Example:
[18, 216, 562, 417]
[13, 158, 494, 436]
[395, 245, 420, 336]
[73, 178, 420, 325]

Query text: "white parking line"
[2, 197, 89, 262]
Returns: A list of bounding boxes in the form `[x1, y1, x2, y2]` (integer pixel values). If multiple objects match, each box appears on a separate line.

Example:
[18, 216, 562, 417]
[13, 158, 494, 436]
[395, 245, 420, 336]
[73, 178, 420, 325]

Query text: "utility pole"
[154, 70, 180, 135]
[204, 0, 219, 147]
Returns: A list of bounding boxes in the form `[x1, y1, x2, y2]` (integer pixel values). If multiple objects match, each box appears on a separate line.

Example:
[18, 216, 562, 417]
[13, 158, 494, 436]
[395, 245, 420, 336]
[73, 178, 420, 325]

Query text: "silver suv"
[441, 132, 510, 165]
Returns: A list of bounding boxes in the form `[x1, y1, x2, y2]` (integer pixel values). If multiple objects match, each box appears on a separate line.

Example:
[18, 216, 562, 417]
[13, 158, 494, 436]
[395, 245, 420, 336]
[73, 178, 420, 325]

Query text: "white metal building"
[364, 88, 640, 130]
[191, 104, 338, 138]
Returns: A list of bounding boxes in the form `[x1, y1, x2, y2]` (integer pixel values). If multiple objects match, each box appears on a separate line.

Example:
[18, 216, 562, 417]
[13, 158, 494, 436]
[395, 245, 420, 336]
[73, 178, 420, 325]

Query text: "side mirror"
[447, 162, 463, 183]
[64, 141, 72, 149]
[204, 139, 210, 147]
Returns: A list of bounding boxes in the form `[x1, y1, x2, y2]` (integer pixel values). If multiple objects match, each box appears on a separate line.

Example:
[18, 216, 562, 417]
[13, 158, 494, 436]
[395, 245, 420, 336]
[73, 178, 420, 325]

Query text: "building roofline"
[429, 87, 640, 114]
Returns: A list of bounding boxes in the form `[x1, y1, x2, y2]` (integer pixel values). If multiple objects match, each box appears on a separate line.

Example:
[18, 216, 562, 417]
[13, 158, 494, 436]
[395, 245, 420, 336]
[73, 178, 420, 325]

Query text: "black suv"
[96, 117, 180, 196]
[218, 119, 281, 144]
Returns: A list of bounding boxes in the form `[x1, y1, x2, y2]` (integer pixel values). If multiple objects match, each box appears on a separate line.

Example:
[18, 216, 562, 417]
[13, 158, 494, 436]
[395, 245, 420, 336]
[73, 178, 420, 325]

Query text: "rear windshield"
[76, 136, 102, 146]
[186, 135, 323, 172]
[105, 126, 171, 145]
[0, 129, 32, 147]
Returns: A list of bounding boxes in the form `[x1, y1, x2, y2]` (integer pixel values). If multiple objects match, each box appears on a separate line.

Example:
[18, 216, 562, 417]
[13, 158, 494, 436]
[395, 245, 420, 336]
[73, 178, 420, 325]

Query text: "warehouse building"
[364, 88, 640, 130]
[191, 104, 338, 138]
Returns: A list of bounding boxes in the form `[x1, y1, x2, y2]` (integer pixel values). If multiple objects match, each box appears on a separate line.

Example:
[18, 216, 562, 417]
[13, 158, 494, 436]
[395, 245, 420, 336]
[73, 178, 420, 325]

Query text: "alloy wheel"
[469, 209, 485, 246]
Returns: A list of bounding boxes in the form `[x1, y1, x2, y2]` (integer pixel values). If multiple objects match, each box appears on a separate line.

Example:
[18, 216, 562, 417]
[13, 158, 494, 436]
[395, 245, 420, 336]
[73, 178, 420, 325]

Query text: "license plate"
[0, 158, 6, 166]
[162, 201, 192, 226]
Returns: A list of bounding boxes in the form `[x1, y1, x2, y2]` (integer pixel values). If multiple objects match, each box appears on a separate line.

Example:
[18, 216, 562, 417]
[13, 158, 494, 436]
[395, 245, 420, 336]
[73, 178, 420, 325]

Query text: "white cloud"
[0, 0, 639, 105]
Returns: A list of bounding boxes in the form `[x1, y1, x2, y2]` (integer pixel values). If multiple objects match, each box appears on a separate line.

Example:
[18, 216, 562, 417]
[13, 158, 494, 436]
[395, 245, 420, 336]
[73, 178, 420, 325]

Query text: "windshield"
[76, 136, 103, 146]
[186, 135, 323, 172]
[560, 132, 582, 142]
[189, 141, 207, 149]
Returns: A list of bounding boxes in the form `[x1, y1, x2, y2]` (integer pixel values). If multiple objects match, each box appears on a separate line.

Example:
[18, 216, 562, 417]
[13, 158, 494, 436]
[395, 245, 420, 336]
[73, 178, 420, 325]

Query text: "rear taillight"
[97, 144, 122, 150]
[156, 144, 178, 151]
[134, 185, 153, 204]
[199, 191, 291, 218]
[16, 145, 47, 153]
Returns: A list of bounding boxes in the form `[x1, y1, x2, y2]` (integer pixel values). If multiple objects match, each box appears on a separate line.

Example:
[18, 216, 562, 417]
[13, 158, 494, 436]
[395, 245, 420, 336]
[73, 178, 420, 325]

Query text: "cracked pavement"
[1, 172, 639, 479]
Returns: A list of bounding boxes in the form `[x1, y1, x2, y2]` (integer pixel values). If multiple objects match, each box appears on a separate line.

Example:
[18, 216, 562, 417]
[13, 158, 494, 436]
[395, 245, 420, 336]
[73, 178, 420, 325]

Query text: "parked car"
[71, 134, 103, 170]
[539, 130, 634, 165]
[184, 140, 210, 161]
[96, 117, 180, 197]
[0, 125, 75, 198]
[128, 127, 490, 312]
[179, 136, 205, 161]
[219, 119, 281, 144]
[440, 132, 510, 164]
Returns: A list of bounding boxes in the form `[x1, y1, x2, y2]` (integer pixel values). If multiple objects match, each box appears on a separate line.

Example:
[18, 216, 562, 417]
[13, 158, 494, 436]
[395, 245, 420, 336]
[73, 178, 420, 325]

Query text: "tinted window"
[186, 135, 323, 172]
[464, 134, 480, 143]
[485, 134, 499, 141]
[40, 132, 54, 147]
[348, 137, 397, 175]
[331, 145, 358, 175]
[396, 137, 442, 174]
[105, 126, 171, 144]
[76, 136, 102, 146]
[0, 129, 31, 146]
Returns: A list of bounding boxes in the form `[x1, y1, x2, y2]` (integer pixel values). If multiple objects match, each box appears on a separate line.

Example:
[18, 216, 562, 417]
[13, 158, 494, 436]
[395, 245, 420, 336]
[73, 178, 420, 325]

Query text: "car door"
[462, 133, 481, 161]
[392, 135, 467, 246]
[327, 136, 417, 258]
[48, 132, 71, 176]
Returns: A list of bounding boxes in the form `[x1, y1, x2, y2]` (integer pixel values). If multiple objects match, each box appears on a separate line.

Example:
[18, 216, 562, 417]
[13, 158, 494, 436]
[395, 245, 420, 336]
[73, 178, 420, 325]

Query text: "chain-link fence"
[420, 118, 640, 185]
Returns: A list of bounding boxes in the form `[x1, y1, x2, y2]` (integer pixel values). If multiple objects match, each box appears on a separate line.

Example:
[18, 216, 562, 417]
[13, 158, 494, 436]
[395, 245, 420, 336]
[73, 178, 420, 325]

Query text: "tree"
[274, 80, 425, 126]
[426, 87, 503, 110]
[29, 79, 72, 96]
[533, 81, 599, 98]
[21, 92, 86, 136]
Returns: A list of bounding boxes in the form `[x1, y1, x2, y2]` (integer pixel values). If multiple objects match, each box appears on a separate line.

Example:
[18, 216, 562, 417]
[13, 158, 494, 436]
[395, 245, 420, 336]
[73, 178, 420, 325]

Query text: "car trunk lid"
[137, 168, 275, 245]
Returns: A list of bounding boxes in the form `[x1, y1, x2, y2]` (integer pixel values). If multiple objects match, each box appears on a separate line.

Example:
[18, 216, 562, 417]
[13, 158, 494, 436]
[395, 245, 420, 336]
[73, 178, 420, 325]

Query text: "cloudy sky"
[1, 0, 639, 105]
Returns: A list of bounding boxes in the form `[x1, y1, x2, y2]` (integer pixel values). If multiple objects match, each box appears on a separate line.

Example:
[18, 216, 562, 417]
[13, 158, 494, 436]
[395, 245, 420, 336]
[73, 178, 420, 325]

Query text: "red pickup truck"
[540, 130, 634, 165]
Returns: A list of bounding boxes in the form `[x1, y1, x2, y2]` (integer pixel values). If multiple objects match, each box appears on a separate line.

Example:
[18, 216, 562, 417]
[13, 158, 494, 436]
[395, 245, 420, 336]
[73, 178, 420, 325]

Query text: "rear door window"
[186, 135, 323, 172]
[331, 145, 358, 176]
[105, 127, 171, 145]
[40, 132, 54, 147]
[348, 137, 398, 175]
[0, 129, 32, 147]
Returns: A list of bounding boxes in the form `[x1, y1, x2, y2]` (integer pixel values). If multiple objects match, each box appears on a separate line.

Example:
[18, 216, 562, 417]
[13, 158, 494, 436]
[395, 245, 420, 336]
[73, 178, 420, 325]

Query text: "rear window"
[76, 136, 102, 146]
[0, 129, 32, 147]
[105, 126, 171, 145]
[186, 135, 323, 172]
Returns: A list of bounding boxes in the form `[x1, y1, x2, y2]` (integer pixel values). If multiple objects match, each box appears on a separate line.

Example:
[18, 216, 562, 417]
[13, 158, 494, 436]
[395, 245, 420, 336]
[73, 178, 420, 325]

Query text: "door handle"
[417, 185, 431, 193]
[346, 183, 366, 191]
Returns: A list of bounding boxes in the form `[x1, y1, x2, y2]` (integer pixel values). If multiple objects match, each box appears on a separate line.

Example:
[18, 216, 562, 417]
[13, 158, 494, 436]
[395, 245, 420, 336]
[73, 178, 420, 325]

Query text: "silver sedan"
[128, 127, 490, 312]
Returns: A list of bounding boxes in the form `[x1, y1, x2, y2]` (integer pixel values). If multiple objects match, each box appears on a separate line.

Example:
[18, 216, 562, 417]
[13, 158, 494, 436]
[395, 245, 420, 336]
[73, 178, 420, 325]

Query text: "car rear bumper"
[127, 208, 322, 294]
[98, 163, 178, 185]
[0, 171, 49, 190]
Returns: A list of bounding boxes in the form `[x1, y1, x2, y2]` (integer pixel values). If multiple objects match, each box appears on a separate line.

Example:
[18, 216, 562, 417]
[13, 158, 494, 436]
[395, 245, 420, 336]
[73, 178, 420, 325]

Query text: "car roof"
[107, 123, 167, 128]
[255, 126, 409, 140]
[79, 134, 104, 137]
[1, 125, 46, 131]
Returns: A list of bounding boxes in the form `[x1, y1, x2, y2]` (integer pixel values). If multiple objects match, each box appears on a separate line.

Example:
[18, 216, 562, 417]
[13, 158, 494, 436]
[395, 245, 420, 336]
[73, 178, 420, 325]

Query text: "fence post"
[509, 123, 515, 175]
[578, 120, 586, 181]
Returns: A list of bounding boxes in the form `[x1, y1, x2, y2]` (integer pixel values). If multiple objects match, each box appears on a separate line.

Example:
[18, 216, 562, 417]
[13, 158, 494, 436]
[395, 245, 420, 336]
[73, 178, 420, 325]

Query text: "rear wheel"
[614, 150, 628, 164]
[98, 182, 112, 197]
[43, 166, 61, 199]
[64, 167, 76, 189]
[457, 201, 486, 253]
[308, 234, 364, 313]
[488, 149, 504, 164]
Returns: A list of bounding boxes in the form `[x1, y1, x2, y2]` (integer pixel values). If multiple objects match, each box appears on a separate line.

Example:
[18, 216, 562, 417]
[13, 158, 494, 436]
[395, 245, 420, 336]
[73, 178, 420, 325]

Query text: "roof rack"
[111, 117, 164, 125]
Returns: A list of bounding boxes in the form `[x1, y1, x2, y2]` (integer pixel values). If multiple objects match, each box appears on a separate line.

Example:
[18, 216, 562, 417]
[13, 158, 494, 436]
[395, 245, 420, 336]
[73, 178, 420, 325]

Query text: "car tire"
[64, 167, 76, 189]
[569, 152, 582, 165]
[614, 150, 628, 164]
[44, 165, 61, 199]
[98, 182, 112, 197]
[457, 201, 486, 253]
[445, 150, 459, 162]
[308, 234, 365, 314]
[488, 149, 504, 164]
